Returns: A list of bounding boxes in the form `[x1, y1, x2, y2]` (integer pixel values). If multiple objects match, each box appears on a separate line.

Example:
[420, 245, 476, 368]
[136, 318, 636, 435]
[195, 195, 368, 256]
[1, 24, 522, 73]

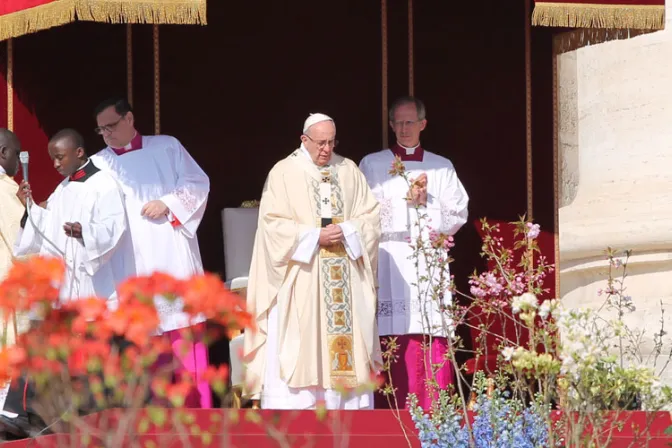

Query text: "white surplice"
[91, 135, 209, 332]
[14, 161, 135, 308]
[359, 147, 469, 337]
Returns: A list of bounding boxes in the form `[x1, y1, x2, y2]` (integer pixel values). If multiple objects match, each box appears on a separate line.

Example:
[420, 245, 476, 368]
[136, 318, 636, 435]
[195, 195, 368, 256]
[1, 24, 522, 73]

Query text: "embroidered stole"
[313, 164, 358, 389]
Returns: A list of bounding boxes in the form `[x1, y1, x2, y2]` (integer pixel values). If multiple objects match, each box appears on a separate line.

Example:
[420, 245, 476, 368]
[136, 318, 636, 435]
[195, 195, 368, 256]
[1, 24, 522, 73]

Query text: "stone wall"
[558, 5, 672, 385]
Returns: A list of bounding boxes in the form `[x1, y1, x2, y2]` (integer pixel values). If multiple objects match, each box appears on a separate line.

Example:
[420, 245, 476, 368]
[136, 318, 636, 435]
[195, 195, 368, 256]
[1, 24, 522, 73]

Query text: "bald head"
[0, 128, 21, 177]
[48, 129, 87, 177]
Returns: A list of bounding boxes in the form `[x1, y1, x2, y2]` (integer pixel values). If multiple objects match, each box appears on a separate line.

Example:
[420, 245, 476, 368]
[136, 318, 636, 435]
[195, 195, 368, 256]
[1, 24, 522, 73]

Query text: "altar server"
[359, 96, 469, 409]
[14, 128, 134, 306]
[91, 98, 212, 408]
[243, 113, 382, 410]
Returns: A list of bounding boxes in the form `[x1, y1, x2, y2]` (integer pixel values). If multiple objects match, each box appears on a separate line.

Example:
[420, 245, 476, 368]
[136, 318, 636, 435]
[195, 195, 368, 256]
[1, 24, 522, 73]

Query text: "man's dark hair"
[50, 128, 87, 155]
[94, 97, 133, 118]
[389, 96, 427, 121]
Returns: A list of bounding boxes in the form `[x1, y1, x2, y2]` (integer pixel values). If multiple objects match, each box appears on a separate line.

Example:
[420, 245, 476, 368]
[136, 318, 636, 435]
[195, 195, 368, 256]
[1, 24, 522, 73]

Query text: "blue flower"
[409, 392, 550, 447]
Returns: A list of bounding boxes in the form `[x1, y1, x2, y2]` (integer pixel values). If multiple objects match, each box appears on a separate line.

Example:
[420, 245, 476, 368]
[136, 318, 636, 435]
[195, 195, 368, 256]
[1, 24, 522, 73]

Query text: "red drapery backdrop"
[0, 0, 206, 41]
[533, 0, 666, 29]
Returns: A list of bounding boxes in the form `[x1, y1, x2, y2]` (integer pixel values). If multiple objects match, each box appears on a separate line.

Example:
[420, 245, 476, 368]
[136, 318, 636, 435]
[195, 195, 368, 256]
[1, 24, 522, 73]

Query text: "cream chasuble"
[0, 168, 28, 418]
[359, 148, 469, 337]
[0, 169, 28, 343]
[243, 147, 382, 409]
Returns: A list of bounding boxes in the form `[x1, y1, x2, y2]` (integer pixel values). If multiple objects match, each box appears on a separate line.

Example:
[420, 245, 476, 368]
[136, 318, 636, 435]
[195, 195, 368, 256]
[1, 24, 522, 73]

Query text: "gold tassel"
[532, 2, 665, 30]
[0, 0, 206, 41]
[76, 0, 207, 25]
[0, 0, 77, 41]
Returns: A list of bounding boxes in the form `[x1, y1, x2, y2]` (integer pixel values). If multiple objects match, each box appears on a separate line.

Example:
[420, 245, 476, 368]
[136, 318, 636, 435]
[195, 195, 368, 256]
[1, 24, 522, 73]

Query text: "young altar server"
[14, 128, 134, 306]
[90, 98, 212, 408]
[243, 113, 382, 410]
[359, 96, 469, 409]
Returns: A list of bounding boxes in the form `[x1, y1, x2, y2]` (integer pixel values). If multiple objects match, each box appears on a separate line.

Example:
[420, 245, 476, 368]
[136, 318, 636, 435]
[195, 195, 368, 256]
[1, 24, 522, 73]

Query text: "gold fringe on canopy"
[0, 0, 206, 41]
[532, 2, 665, 30]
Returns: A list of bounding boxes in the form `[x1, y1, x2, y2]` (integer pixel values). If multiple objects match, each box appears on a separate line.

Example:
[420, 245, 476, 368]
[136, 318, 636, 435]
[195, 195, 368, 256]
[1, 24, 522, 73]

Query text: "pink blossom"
[526, 222, 541, 240]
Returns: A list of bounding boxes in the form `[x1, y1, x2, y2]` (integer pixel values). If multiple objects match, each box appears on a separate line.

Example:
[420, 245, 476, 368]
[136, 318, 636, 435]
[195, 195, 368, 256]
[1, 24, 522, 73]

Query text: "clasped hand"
[407, 173, 428, 206]
[319, 224, 343, 246]
[63, 222, 83, 239]
[141, 200, 169, 220]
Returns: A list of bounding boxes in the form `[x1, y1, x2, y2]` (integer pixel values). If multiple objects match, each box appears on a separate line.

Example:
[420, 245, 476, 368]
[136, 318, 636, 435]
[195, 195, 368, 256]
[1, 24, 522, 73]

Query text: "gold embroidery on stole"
[314, 167, 357, 388]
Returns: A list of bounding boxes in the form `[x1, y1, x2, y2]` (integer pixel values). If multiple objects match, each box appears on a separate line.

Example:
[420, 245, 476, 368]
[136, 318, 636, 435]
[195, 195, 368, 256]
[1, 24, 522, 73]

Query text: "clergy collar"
[391, 142, 424, 162]
[69, 159, 100, 182]
[111, 132, 143, 156]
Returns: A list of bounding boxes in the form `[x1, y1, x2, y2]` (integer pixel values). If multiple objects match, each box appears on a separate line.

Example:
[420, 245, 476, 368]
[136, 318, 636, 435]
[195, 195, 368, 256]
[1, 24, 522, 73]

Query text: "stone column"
[558, 4, 672, 385]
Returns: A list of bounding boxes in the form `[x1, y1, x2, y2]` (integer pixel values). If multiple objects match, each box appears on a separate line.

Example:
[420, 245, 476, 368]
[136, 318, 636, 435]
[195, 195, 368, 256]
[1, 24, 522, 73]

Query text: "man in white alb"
[243, 113, 382, 410]
[359, 96, 469, 409]
[90, 98, 212, 408]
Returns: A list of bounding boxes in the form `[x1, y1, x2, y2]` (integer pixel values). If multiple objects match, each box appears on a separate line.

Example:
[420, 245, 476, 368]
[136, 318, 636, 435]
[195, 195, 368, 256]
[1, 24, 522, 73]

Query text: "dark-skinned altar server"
[14, 128, 134, 306]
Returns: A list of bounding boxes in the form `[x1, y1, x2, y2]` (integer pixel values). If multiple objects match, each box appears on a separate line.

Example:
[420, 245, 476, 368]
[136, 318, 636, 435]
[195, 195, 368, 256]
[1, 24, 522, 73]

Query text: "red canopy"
[533, 0, 665, 29]
[0, 0, 206, 41]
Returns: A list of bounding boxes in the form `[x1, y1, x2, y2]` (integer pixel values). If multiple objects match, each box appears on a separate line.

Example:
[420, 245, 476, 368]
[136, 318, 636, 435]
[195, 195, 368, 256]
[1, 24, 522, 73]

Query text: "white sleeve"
[338, 221, 363, 260]
[437, 168, 469, 235]
[14, 204, 52, 257]
[290, 228, 320, 264]
[79, 182, 128, 276]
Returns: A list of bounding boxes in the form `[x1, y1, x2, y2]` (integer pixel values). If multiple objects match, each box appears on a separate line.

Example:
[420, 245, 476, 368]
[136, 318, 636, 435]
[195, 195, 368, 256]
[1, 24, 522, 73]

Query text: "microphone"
[19, 151, 29, 183]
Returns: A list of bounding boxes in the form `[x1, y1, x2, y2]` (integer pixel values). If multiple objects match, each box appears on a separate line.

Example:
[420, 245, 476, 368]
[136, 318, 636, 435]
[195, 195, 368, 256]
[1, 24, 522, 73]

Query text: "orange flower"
[0, 346, 26, 382]
[181, 273, 253, 330]
[0, 256, 64, 312]
[166, 380, 193, 407]
[117, 272, 185, 306]
[108, 303, 160, 347]
[203, 365, 229, 395]
[151, 376, 170, 398]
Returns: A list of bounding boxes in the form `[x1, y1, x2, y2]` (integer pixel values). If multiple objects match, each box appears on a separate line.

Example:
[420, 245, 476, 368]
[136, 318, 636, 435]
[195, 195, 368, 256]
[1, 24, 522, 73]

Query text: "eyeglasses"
[304, 134, 338, 149]
[95, 114, 126, 135]
[392, 120, 423, 128]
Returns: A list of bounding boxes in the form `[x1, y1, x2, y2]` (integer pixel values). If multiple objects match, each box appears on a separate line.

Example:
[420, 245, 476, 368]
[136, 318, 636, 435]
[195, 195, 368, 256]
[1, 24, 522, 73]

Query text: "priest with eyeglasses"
[90, 97, 212, 408]
[243, 113, 382, 410]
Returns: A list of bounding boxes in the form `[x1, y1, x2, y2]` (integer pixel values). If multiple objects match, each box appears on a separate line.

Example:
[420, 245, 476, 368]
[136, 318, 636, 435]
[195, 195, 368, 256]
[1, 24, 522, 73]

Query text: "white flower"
[512, 292, 538, 314]
[538, 300, 552, 319]
[501, 346, 515, 361]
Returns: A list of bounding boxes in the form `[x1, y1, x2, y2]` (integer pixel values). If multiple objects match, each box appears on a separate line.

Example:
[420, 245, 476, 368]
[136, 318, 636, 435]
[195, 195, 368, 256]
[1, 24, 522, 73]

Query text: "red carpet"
[3, 409, 672, 447]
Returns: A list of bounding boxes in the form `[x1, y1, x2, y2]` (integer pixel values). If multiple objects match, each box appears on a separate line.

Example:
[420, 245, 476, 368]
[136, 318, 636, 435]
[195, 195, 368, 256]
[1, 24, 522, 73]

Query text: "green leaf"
[182, 411, 196, 425]
[664, 424, 672, 435]
[147, 407, 167, 428]
[138, 418, 150, 434]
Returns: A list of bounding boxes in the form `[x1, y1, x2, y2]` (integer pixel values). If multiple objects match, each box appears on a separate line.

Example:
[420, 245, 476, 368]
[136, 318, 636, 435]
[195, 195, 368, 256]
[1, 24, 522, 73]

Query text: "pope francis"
[243, 113, 382, 410]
